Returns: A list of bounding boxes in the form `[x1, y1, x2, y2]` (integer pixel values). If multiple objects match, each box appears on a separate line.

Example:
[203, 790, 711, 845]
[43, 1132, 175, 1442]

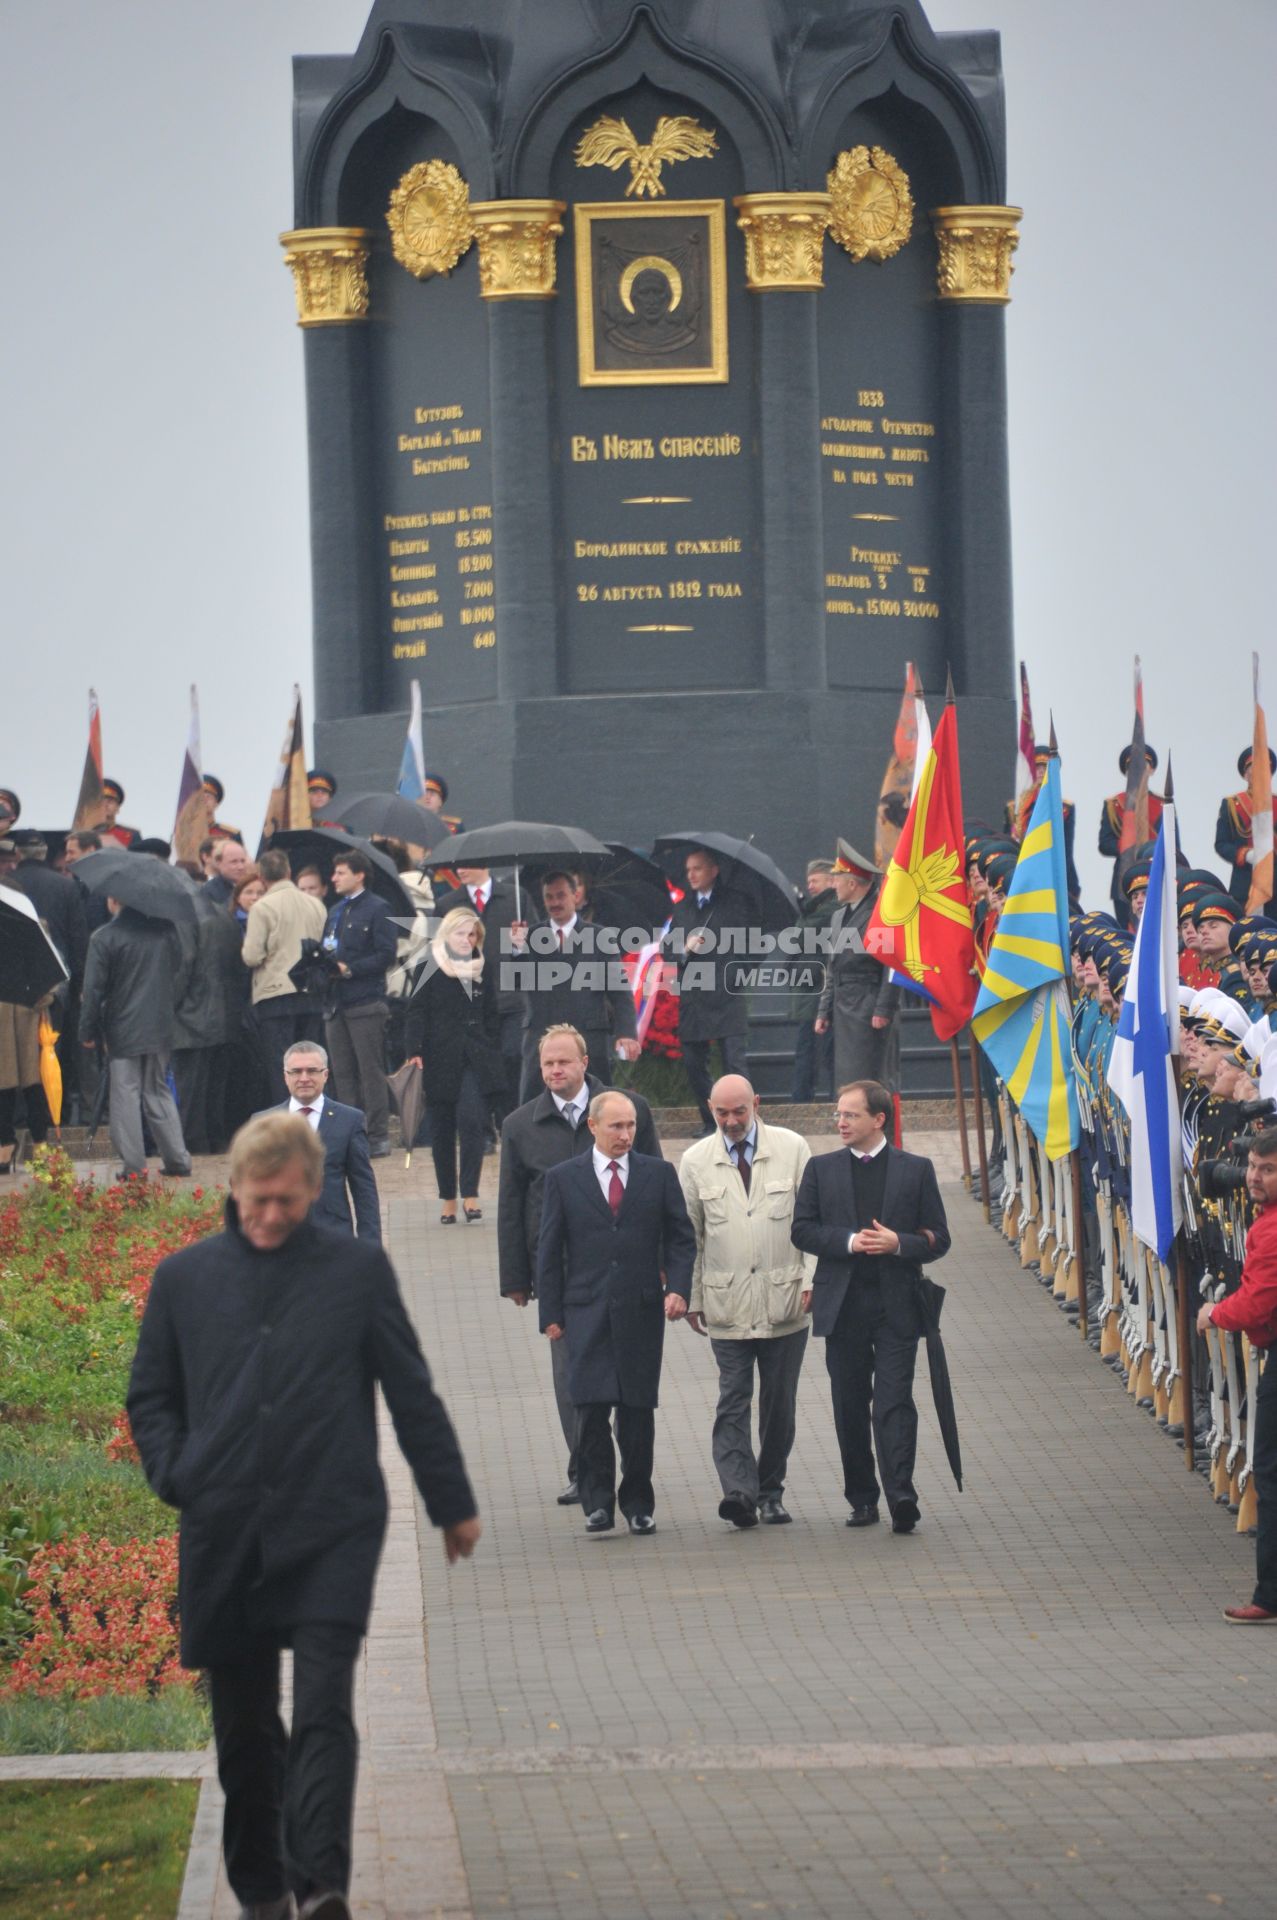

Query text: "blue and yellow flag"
[972, 757, 1079, 1161]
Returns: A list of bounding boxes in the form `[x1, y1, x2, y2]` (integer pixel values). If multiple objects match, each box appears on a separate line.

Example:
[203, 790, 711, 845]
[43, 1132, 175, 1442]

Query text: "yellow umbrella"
[38, 1011, 62, 1130]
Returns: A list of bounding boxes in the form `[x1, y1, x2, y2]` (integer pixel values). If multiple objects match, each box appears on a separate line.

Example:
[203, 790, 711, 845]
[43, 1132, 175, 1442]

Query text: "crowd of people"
[4, 734, 1274, 1920]
[963, 738, 1277, 1642]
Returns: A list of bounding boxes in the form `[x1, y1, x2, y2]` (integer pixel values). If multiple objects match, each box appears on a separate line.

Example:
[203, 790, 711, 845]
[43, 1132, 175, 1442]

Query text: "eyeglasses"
[284, 1066, 326, 1078]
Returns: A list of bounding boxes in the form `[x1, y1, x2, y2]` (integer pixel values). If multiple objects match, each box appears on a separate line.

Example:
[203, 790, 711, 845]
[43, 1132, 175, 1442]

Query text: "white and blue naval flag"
[1106, 800, 1183, 1262]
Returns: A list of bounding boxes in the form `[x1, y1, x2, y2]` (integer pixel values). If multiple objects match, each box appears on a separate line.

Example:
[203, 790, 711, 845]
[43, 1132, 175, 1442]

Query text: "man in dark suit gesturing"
[536, 1091, 695, 1535]
[791, 1079, 950, 1534]
[498, 1025, 660, 1507]
[263, 1042, 382, 1243]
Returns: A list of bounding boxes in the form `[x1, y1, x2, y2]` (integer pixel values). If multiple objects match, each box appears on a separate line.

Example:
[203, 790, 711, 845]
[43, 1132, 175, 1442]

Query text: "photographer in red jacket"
[1198, 1128, 1277, 1623]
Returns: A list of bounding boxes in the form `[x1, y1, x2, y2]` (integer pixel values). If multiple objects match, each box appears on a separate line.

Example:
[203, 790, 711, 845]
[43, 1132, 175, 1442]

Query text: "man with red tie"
[537, 1091, 695, 1535]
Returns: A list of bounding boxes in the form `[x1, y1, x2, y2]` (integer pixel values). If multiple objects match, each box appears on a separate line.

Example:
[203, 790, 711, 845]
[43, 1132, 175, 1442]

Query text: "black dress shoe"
[628, 1513, 656, 1535]
[585, 1508, 614, 1533]
[556, 1481, 580, 1506]
[718, 1493, 758, 1529]
[891, 1499, 920, 1534]
[240, 1897, 294, 1919]
[758, 1497, 791, 1525]
[298, 1894, 351, 1920]
[846, 1505, 879, 1528]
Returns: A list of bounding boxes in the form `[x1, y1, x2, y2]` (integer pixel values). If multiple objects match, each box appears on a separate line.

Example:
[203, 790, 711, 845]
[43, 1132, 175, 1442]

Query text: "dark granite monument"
[283, 0, 1020, 872]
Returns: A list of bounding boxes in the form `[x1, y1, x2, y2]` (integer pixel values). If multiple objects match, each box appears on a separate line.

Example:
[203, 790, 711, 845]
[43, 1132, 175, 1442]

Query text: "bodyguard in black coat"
[791, 1080, 950, 1533]
[498, 1029, 659, 1502]
[663, 849, 753, 1131]
[127, 1114, 478, 1911]
[536, 1091, 695, 1532]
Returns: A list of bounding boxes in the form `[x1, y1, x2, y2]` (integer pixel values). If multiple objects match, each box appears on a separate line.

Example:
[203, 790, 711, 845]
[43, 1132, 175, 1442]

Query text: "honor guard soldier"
[1216, 746, 1277, 906]
[1098, 745, 1163, 928]
[422, 771, 465, 835]
[202, 775, 242, 844]
[814, 841, 899, 1093]
[307, 769, 344, 828]
[1009, 743, 1081, 908]
[94, 778, 141, 850]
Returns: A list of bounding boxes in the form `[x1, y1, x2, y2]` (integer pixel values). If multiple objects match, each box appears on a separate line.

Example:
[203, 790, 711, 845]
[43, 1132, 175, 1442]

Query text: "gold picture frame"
[574, 200, 728, 387]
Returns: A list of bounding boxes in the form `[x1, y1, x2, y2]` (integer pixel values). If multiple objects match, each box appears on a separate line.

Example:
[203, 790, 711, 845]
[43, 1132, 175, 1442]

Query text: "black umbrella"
[589, 844, 674, 931]
[0, 883, 70, 1007]
[917, 1276, 963, 1490]
[71, 849, 199, 926]
[420, 821, 612, 920]
[651, 831, 800, 934]
[266, 829, 414, 919]
[336, 792, 451, 851]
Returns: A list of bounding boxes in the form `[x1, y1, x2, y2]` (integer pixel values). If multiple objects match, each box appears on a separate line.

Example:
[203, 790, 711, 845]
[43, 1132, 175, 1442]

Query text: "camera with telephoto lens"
[1198, 1107, 1277, 1198]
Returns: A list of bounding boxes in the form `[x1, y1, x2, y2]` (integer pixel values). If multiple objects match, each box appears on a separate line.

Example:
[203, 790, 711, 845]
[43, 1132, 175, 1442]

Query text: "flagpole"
[967, 1029, 991, 1220]
[1070, 1147, 1088, 1340]
[949, 1038, 972, 1192]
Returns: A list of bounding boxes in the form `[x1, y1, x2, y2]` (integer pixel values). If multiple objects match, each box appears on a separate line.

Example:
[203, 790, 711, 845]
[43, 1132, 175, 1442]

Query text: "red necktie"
[474, 889, 486, 912]
[557, 926, 565, 950]
[607, 1160, 623, 1216]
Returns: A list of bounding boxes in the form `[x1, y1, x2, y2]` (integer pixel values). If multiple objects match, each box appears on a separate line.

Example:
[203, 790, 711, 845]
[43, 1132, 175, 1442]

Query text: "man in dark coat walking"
[537, 1090, 694, 1534]
[257, 1041, 381, 1242]
[498, 1024, 659, 1504]
[127, 1113, 479, 1920]
[791, 1078, 950, 1534]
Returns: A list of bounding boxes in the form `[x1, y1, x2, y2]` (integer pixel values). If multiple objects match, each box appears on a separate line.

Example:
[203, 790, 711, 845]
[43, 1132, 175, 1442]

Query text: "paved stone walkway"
[21, 1131, 1276, 1917]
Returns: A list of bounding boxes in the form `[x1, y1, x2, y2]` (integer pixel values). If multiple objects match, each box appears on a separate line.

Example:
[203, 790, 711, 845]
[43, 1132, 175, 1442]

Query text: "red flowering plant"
[0, 1149, 221, 1692]
[0, 1534, 186, 1699]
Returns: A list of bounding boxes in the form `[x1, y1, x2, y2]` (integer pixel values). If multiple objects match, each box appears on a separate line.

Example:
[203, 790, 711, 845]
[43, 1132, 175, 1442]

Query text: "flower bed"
[0, 1149, 221, 1731]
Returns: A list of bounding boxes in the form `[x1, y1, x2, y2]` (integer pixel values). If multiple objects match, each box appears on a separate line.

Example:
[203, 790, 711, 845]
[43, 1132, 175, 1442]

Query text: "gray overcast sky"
[3, 1, 1273, 907]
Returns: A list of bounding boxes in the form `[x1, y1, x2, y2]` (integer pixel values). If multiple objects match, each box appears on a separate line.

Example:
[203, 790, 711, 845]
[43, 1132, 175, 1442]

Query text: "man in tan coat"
[242, 849, 327, 1104]
[680, 1075, 814, 1528]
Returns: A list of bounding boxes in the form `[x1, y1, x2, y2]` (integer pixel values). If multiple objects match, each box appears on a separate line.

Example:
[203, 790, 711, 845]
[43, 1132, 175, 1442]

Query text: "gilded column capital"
[469, 200, 566, 299]
[733, 192, 831, 291]
[278, 228, 372, 326]
[930, 206, 1022, 304]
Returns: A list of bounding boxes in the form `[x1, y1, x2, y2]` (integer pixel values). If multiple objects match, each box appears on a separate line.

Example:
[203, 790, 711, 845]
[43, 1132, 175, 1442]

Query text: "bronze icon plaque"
[574, 200, 728, 387]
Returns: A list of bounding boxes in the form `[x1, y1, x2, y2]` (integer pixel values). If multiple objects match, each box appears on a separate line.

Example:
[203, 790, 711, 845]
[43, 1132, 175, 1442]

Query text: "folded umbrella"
[387, 1057, 425, 1168]
[336, 792, 451, 851]
[71, 849, 199, 926]
[0, 883, 71, 1007]
[651, 831, 800, 934]
[38, 1012, 62, 1130]
[266, 828, 414, 919]
[916, 1275, 963, 1490]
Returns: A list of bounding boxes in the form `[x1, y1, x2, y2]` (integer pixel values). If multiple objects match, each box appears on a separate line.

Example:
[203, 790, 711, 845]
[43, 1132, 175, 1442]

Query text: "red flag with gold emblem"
[866, 697, 976, 1041]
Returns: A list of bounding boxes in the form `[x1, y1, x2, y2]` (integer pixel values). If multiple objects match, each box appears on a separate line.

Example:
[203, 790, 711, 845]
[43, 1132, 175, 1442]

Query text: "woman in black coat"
[405, 905, 507, 1222]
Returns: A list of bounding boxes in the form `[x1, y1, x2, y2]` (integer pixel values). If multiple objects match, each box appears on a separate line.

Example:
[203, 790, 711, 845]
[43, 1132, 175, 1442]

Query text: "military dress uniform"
[816, 845, 899, 1091]
[1215, 746, 1277, 906]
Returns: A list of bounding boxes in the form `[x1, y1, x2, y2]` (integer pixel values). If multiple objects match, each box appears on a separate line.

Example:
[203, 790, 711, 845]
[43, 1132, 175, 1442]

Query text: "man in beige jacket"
[242, 849, 328, 1104]
[680, 1075, 815, 1528]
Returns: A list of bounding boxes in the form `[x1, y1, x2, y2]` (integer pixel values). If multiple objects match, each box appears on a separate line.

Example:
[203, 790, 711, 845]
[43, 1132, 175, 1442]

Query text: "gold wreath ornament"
[826, 146, 913, 263]
[387, 160, 474, 279]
